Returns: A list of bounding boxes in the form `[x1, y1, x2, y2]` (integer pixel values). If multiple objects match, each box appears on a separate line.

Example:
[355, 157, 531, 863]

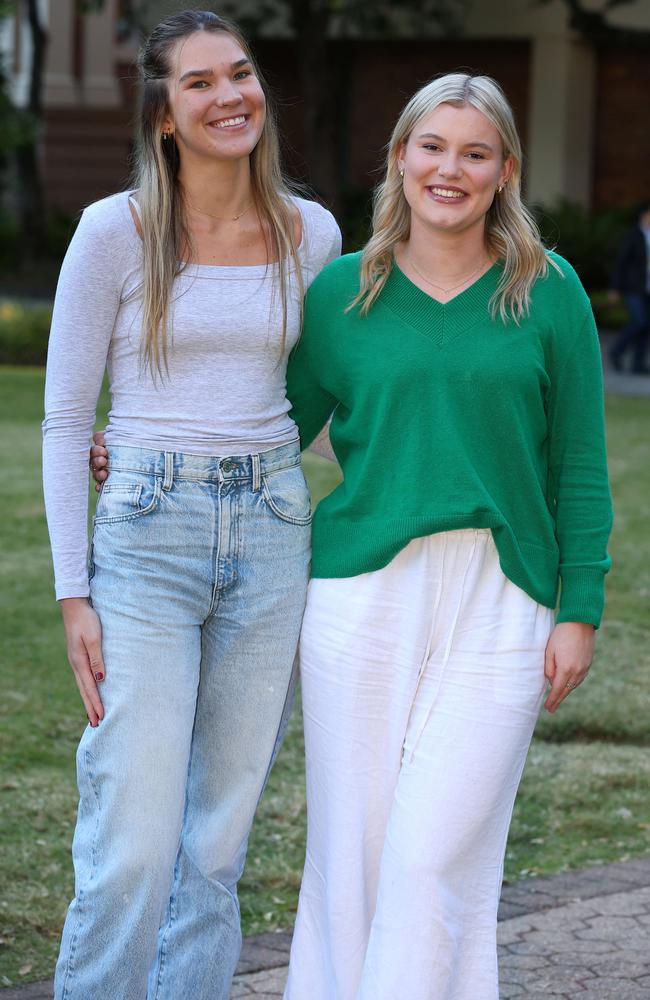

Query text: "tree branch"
[542, 0, 650, 47]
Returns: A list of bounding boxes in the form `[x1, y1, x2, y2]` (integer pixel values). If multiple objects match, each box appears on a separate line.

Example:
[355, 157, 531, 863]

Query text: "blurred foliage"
[0, 12, 38, 193]
[0, 210, 76, 267]
[0, 85, 38, 150]
[117, 0, 469, 39]
[0, 210, 78, 297]
[0, 301, 52, 365]
[536, 0, 650, 48]
[534, 198, 633, 292]
[590, 289, 630, 330]
[340, 186, 373, 253]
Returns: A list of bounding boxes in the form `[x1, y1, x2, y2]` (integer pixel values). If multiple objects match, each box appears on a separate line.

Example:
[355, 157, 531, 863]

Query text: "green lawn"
[1, 367, 649, 986]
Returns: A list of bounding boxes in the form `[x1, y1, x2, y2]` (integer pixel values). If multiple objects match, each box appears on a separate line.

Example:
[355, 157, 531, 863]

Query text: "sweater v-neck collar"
[378, 258, 502, 345]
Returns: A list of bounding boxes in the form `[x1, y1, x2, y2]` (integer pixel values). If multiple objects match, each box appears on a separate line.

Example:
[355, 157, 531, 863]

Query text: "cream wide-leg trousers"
[284, 529, 554, 1000]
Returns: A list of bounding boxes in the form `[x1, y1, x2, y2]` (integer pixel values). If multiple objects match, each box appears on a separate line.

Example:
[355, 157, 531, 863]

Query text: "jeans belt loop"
[251, 453, 261, 493]
[162, 451, 174, 491]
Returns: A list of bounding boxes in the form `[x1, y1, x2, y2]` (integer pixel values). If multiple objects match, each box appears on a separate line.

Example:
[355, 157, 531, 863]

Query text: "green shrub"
[533, 198, 632, 292]
[0, 216, 19, 270]
[0, 210, 73, 299]
[590, 289, 630, 330]
[0, 300, 52, 365]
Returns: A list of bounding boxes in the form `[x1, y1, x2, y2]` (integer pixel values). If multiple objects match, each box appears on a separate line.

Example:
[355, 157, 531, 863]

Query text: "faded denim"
[54, 440, 310, 1000]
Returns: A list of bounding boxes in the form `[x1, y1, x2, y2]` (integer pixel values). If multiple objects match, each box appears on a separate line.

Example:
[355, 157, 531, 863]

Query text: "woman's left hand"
[544, 621, 595, 713]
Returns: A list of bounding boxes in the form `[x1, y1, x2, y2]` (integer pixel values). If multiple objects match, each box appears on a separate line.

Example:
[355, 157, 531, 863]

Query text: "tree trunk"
[15, 0, 48, 268]
[289, 0, 344, 214]
[560, 0, 650, 46]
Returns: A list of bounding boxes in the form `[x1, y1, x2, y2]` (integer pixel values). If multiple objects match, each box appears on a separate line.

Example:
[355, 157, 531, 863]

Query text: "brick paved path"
[497, 860, 650, 999]
[4, 857, 649, 999]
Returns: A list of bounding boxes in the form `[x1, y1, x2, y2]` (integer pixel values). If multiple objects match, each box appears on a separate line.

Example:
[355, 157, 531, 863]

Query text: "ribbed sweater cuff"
[557, 567, 606, 628]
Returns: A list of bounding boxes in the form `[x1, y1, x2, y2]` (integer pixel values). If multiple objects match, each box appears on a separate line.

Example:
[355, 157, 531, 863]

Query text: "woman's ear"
[499, 155, 515, 188]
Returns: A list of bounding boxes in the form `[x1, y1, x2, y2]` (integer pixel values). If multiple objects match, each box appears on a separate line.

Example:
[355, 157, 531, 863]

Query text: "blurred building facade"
[2, 0, 650, 216]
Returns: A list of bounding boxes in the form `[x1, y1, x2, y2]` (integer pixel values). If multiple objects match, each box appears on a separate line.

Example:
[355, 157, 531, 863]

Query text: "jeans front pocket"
[94, 473, 162, 525]
[262, 463, 312, 526]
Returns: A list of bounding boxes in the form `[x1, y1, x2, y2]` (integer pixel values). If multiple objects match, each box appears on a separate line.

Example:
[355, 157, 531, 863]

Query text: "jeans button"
[221, 460, 234, 473]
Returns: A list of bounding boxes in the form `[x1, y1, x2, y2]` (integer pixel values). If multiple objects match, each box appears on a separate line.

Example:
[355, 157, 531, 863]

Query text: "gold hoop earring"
[399, 169, 404, 178]
[162, 130, 172, 141]
[497, 184, 504, 194]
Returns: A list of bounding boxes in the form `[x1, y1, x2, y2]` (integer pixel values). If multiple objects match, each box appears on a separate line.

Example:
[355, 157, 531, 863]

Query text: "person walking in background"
[42, 9, 339, 1000]
[282, 73, 612, 1000]
[609, 200, 650, 374]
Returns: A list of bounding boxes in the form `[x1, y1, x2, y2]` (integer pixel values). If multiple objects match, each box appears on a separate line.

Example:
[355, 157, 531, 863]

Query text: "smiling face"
[398, 102, 513, 238]
[162, 30, 266, 165]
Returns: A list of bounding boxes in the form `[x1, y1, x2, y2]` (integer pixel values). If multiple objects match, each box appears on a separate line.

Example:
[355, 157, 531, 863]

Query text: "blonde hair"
[352, 73, 554, 322]
[135, 10, 303, 376]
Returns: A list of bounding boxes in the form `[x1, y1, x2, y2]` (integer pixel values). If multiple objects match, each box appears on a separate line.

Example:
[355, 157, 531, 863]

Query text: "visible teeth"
[214, 115, 245, 128]
[431, 187, 464, 198]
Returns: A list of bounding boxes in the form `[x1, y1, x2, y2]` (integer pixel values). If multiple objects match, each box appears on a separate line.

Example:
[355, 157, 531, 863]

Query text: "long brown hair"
[134, 9, 303, 375]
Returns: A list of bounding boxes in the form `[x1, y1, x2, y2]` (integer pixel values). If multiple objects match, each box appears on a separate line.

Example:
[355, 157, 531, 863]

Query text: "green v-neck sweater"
[286, 251, 612, 627]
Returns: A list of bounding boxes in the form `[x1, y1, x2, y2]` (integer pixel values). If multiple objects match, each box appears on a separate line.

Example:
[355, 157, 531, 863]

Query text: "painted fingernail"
[95, 672, 104, 682]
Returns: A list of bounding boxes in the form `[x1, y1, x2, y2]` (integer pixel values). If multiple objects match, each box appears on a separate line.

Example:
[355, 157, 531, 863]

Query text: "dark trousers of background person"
[609, 293, 650, 373]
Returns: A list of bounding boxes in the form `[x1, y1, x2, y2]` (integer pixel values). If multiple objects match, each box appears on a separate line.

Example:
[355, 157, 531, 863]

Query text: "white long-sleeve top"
[43, 191, 341, 599]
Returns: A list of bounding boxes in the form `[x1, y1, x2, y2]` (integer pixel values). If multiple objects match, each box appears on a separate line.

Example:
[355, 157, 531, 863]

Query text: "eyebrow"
[417, 132, 494, 151]
[179, 59, 251, 84]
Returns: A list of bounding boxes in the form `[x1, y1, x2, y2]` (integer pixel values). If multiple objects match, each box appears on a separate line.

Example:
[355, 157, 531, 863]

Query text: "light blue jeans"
[54, 441, 311, 1000]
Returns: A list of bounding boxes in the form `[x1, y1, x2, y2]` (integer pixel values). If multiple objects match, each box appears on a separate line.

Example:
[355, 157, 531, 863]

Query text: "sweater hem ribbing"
[311, 514, 556, 605]
[310, 515, 605, 627]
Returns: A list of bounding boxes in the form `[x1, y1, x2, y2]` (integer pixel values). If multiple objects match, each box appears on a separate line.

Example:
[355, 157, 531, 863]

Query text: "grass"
[0, 367, 649, 985]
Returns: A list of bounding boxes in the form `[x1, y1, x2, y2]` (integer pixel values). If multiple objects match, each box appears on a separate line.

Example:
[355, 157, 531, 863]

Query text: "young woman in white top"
[43, 10, 339, 999]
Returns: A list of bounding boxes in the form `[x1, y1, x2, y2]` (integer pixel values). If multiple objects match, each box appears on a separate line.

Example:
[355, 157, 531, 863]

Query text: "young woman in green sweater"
[282, 74, 612, 1000]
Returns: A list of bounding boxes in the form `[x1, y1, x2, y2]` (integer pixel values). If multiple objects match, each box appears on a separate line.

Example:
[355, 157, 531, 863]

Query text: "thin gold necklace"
[188, 198, 253, 222]
[407, 252, 490, 295]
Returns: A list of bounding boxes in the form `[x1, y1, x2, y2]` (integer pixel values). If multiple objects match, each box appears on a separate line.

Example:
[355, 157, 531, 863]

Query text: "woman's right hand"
[90, 431, 109, 491]
[60, 598, 106, 726]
